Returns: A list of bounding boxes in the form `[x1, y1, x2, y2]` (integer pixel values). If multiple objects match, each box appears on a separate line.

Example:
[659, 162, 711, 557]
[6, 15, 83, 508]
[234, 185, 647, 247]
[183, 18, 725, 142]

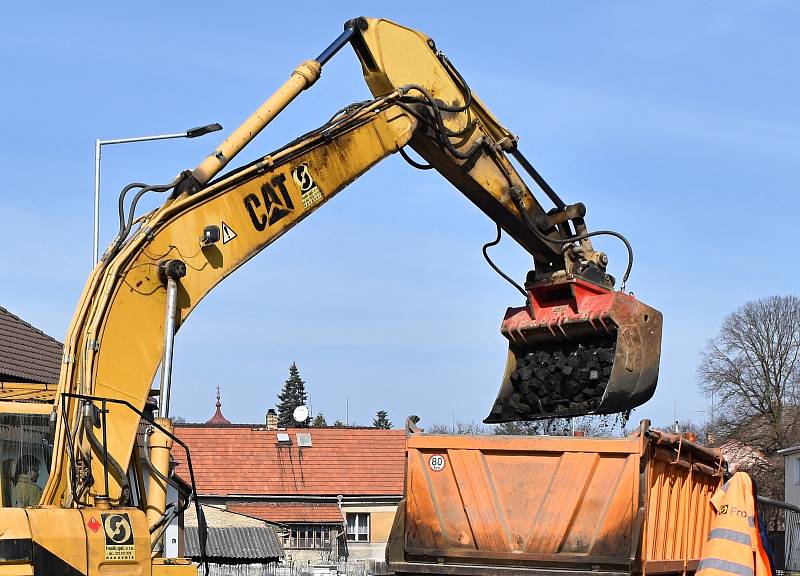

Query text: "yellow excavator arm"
[17, 19, 660, 568]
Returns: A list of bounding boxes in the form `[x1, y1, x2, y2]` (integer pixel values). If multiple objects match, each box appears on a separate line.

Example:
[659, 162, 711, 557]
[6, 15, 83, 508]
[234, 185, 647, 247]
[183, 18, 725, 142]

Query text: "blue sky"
[1, 2, 797, 429]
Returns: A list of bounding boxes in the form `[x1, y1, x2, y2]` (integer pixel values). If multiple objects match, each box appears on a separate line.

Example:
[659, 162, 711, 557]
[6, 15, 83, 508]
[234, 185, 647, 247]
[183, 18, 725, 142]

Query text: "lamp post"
[93, 123, 222, 265]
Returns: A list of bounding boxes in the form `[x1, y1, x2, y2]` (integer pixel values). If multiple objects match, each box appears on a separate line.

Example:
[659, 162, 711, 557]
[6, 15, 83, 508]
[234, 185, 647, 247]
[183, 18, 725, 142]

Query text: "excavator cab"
[485, 276, 663, 423]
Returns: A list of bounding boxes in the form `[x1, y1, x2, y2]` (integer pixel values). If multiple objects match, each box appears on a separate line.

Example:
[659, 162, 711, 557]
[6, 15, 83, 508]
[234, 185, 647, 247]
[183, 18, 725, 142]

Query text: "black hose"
[116, 182, 147, 240]
[482, 225, 528, 298]
[326, 100, 373, 124]
[432, 52, 473, 113]
[399, 92, 474, 138]
[82, 410, 131, 505]
[109, 175, 183, 257]
[400, 84, 483, 160]
[509, 189, 634, 289]
[399, 147, 433, 170]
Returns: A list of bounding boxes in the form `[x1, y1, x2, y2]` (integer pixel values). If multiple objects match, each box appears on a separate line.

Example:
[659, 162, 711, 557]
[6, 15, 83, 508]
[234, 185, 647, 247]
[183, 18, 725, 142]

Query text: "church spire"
[206, 385, 231, 425]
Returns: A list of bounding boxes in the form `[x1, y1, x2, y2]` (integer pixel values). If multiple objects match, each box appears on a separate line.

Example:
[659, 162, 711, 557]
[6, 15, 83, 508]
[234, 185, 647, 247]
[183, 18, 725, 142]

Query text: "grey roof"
[184, 505, 283, 561]
[185, 526, 283, 561]
[778, 445, 800, 456]
[0, 306, 62, 384]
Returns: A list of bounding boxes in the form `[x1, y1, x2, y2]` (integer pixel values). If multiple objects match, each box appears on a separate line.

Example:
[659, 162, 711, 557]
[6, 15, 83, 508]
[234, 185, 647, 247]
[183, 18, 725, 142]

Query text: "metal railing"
[200, 561, 389, 576]
[758, 496, 800, 575]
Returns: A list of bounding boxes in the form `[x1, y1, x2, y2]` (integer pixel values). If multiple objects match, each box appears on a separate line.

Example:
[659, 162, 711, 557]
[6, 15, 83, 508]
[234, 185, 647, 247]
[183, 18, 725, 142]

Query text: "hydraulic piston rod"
[185, 22, 359, 190]
[158, 260, 186, 418]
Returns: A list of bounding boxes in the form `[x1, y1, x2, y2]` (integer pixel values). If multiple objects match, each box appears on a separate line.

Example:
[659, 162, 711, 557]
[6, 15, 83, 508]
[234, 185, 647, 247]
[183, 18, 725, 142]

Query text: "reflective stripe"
[698, 558, 754, 576]
[708, 528, 751, 546]
[747, 516, 755, 528]
[721, 481, 730, 492]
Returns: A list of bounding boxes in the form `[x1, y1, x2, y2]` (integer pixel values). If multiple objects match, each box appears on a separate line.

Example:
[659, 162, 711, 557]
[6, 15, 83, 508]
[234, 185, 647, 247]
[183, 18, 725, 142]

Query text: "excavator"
[0, 17, 662, 576]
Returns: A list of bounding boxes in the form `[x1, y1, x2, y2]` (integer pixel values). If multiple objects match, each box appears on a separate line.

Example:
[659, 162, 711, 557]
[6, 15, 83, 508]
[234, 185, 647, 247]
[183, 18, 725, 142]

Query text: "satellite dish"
[293, 405, 309, 423]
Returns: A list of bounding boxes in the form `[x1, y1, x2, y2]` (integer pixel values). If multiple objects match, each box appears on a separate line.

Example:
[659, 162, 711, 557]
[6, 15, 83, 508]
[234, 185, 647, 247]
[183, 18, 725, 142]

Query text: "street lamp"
[93, 123, 223, 265]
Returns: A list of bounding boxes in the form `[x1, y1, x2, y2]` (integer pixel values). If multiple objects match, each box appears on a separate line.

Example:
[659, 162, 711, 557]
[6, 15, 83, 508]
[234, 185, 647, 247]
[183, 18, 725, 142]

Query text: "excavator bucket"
[484, 277, 662, 423]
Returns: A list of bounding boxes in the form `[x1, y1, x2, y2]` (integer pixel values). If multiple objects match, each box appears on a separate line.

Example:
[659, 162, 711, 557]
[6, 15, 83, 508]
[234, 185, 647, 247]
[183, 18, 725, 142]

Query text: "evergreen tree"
[276, 362, 308, 427]
[312, 413, 328, 427]
[373, 410, 392, 429]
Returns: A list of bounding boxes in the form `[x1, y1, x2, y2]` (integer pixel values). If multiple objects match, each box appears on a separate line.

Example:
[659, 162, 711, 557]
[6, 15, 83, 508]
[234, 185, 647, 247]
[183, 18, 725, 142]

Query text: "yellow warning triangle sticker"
[221, 221, 237, 244]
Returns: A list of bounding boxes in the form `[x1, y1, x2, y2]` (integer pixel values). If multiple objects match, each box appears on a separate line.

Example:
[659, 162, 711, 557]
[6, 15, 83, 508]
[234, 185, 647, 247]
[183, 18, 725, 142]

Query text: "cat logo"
[243, 173, 295, 232]
[102, 513, 135, 561]
[291, 163, 323, 209]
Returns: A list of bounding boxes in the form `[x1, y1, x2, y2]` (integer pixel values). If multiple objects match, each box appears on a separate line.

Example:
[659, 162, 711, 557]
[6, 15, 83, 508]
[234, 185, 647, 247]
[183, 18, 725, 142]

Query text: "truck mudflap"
[485, 277, 662, 422]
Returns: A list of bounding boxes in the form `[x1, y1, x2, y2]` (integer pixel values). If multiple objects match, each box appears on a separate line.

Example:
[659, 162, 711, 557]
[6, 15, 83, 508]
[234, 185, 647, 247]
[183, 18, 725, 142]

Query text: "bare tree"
[424, 416, 628, 437]
[494, 415, 626, 437]
[652, 419, 708, 443]
[698, 295, 800, 454]
[425, 421, 490, 435]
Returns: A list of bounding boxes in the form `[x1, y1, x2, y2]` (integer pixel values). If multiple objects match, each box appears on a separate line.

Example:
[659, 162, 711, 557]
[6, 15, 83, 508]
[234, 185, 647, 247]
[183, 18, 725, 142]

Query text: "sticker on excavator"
[221, 221, 237, 244]
[102, 513, 135, 561]
[292, 163, 323, 208]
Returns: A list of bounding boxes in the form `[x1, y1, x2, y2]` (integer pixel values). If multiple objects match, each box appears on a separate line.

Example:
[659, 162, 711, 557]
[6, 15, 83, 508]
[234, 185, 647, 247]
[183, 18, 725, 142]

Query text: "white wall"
[165, 482, 181, 558]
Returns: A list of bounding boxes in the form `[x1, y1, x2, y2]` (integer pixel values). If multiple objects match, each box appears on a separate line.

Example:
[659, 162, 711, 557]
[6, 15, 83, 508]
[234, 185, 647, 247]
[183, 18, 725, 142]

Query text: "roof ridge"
[0, 305, 63, 347]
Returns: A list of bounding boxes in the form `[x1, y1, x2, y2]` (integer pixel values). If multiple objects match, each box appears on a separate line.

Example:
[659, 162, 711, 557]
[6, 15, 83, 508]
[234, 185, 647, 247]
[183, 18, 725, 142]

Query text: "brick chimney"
[266, 408, 278, 430]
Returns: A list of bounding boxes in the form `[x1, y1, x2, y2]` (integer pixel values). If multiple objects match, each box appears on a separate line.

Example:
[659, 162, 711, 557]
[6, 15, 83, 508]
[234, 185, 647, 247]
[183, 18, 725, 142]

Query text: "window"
[346, 513, 369, 542]
[283, 524, 335, 549]
[796, 458, 800, 485]
[0, 413, 53, 508]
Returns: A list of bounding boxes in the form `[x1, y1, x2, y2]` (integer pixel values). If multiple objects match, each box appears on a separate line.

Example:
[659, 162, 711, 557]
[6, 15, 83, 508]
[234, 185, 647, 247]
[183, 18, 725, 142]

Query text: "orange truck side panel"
[401, 427, 722, 574]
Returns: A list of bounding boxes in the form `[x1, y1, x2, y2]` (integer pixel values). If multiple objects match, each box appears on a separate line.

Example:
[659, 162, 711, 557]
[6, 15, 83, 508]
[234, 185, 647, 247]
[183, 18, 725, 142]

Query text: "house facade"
[780, 446, 800, 508]
[778, 446, 800, 572]
[173, 414, 405, 566]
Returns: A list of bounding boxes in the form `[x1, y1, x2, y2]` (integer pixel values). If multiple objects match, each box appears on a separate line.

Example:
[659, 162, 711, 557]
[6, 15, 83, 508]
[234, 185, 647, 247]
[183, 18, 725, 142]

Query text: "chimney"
[266, 409, 278, 430]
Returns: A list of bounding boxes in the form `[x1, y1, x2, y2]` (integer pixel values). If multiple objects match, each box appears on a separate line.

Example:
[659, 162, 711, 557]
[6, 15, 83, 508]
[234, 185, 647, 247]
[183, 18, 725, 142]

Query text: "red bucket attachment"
[484, 277, 662, 423]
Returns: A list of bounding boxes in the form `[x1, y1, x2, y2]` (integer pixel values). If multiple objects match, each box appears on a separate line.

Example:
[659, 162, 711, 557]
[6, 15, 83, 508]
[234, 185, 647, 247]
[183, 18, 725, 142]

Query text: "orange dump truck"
[387, 421, 723, 576]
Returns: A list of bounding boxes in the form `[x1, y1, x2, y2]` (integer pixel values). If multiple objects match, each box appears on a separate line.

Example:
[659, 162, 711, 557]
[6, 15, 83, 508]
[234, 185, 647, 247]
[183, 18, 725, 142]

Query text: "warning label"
[221, 221, 237, 244]
[102, 513, 135, 561]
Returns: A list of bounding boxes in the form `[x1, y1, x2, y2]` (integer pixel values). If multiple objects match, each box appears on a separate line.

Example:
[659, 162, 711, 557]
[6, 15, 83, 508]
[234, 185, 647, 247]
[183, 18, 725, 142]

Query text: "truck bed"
[387, 422, 723, 576]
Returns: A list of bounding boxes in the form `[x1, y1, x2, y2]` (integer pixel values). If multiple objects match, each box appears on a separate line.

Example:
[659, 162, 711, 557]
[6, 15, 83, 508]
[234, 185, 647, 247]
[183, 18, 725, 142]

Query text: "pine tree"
[276, 362, 308, 427]
[373, 410, 392, 429]
[312, 413, 327, 427]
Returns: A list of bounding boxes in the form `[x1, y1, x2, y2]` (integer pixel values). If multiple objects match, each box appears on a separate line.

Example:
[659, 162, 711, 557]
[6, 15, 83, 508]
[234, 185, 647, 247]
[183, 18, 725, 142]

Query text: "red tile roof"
[174, 426, 405, 497]
[0, 306, 62, 384]
[228, 502, 344, 523]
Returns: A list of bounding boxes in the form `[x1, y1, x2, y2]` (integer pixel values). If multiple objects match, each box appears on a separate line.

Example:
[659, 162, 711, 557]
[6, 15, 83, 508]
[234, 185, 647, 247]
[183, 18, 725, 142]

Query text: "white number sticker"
[429, 455, 445, 471]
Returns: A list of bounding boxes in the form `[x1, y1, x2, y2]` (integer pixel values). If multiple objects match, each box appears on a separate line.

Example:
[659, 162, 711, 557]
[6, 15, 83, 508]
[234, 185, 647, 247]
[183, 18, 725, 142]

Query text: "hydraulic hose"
[509, 187, 634, 290]
[82, 408, 131, 505]
[482, 224, 527, 298]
